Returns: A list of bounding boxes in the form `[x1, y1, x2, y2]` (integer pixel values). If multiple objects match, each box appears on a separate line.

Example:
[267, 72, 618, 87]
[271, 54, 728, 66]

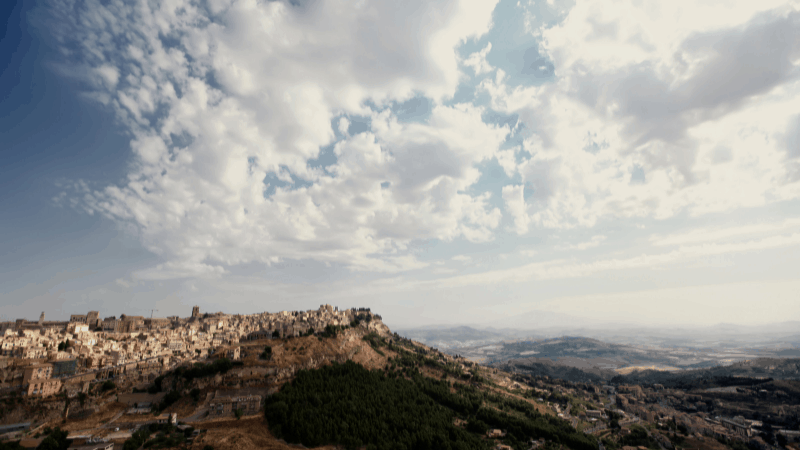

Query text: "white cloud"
[94, 65, 119, 89]
[485, 1, 800, 230]
[502, 184, 530, 234]
[463, 42, 494, 75]
[47, 0, 509, 276]
[35, 0, 800, 329]
[337, 117, 350, 136]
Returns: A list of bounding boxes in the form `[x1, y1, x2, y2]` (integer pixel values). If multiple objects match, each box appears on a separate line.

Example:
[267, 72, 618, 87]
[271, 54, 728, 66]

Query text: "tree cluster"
[264, 361, 484, 450]
[264, 360, 599, 450]
[0, 442, 23, 450]
[36, 427, 70, 450]
[322, 324, 349, 338]
[175, 358, 234, 381]
[122, 423, 187, 450]
[619, 426, 661, 450]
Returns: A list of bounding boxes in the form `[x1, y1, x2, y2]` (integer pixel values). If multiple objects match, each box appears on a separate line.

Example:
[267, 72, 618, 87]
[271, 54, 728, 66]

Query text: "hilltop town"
[0, 305, 386, 397]
[0, 307, 798, 450]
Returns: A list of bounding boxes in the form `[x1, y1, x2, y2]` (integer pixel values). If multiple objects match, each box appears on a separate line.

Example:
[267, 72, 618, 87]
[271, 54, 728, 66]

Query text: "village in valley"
[0, 306, 798, 450]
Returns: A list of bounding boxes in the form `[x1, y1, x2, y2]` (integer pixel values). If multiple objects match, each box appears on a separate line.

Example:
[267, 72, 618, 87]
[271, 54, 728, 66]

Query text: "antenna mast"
[149, 309, 158, 330]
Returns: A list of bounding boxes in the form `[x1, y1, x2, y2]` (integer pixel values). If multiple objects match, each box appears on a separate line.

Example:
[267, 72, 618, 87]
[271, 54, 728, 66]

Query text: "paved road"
[102, 409, 126, 428]
[183, 407, 209, 423]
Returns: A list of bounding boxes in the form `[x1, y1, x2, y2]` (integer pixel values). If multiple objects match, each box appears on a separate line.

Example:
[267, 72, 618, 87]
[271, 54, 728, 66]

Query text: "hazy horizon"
[3, 0, 800, 328]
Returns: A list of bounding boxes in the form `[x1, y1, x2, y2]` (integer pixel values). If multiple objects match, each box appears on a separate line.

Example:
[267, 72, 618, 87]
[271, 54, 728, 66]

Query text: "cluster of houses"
[610, 385, 795, 450]
[0, 304, 381, 398]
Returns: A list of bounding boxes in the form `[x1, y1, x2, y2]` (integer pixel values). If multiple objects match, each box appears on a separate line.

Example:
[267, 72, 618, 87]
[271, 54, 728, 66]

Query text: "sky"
[1, 0, 800, 330]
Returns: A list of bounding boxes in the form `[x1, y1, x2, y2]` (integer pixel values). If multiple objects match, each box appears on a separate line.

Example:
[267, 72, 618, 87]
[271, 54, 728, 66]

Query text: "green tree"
[261, 346, 272, 360]
[0, 441, 24, 450]
[36, 427, 69, 450]
[159, 391, 182, 410]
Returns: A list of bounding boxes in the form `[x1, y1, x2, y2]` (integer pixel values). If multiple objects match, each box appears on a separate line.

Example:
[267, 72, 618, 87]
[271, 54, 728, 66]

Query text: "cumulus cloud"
[43, 0, 800, 307]
[502, 184, 530, 234]
[491, 0, 800, 230]
[46, 0, 504, 276]
[463, 42, 495, 75]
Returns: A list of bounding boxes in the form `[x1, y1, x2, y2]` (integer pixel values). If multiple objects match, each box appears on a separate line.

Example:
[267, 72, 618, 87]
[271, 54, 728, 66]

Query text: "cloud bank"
[32, 0, 800, 327]
[50, 0, 505, 276]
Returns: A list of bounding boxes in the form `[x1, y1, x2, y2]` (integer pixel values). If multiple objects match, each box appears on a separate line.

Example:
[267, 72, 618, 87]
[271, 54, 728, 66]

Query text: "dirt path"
[104, 409, 125, 427]
[191, 417, 338, 450]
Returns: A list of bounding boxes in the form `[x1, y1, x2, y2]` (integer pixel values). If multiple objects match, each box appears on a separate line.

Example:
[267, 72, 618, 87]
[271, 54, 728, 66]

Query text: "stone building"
[27, 379, 62, 397]
[208, 391, 262, 417]
[23, 363, 53, 384]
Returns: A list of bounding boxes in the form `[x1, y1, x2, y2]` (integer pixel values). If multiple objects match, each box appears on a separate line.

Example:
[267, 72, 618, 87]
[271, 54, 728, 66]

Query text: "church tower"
[38, 311, 45, 326]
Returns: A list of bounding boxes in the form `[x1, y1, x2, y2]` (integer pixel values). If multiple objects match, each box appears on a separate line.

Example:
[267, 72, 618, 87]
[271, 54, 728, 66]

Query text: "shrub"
[159, 390, 182, 411]
[36, 427, 68, 450]
[174, 358, 233, 381]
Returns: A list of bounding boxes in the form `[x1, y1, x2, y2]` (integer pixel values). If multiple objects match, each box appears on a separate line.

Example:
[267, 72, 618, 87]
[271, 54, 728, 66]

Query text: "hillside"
[15, 314, 800, 450]
[7, 317, 602, 450]
[260, 334, 597, 450]
[171, 327, 598, 450]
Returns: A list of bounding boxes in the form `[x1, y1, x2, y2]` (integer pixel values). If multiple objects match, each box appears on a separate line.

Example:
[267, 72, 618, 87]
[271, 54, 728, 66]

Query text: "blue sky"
[2, 0, 800, 329]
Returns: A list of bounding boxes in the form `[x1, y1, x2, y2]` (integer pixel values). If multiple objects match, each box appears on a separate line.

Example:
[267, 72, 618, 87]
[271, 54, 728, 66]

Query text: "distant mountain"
[480, 336, 683, 370]
[395, 320, 800, 351]
[615, 358, 800, 387]
[395, 325, 506, 349]
[493, 357, 618, 384]
[497, 356, 800, 386]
